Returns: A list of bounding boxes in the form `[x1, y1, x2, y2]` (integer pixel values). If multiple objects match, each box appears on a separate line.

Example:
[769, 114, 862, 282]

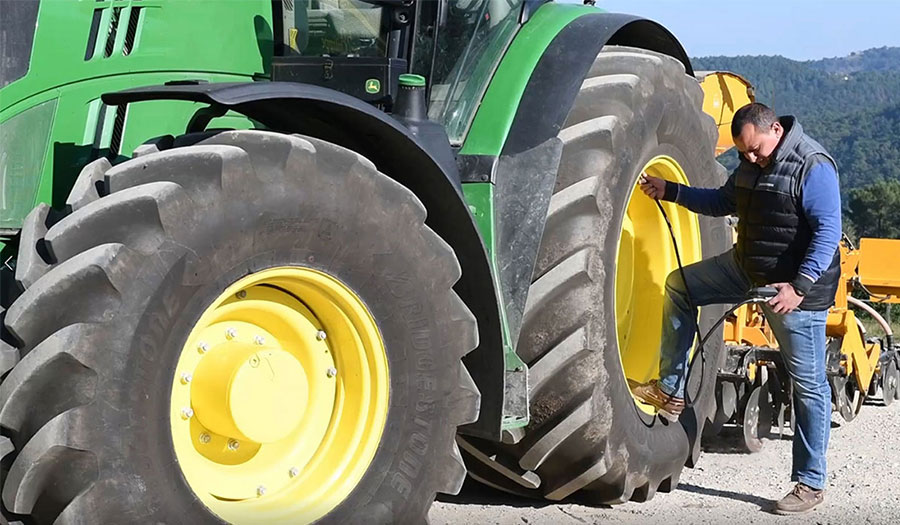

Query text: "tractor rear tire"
[0, 131, 479, 523]
[462, 46, 730, 503]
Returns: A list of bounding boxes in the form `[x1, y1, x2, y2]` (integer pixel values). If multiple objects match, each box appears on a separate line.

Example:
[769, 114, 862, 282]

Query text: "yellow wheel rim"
[170, 267, 389, 523]
[616, 156, 702, 414]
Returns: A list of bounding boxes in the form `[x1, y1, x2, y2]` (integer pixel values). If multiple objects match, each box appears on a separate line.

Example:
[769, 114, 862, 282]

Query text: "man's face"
[734, 122, 783, 168]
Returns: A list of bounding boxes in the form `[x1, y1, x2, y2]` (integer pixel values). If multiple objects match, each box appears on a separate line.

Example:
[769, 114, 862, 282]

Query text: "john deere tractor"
[0, 0, 730, 522]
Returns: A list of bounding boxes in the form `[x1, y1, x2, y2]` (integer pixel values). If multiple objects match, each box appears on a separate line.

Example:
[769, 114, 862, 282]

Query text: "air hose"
[652, 197, 775, 406]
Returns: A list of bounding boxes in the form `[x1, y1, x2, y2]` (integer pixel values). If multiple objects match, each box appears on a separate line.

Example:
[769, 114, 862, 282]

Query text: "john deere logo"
[365, 79, 381, 94]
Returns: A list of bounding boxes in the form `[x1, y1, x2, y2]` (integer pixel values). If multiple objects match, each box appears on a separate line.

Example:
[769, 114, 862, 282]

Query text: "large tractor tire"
[461, 47, 730, 503]
[0, 131, 480, 523]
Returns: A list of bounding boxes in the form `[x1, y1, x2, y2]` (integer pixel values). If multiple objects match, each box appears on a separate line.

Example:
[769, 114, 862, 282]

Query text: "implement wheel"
[461, 47, 730, 504]
[882, 359, 898, 407]
[0, 131, 479, 523]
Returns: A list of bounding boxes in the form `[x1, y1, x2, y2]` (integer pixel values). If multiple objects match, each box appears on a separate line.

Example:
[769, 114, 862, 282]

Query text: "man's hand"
[638, 173, 667, 200]
[767, 282, 803, 314]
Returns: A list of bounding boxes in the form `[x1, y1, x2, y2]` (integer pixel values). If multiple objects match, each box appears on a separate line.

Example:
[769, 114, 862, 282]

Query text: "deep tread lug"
[46, 182, 186, 263]
[14, 204, 52, 289]
[450, 365, 481, 426]
[2, 411, 97, 516]
[520, 398, 592, 471]
[435, 443, 469, 496]
[5, 244, 131, 349]
[1, 324, 100, 446]
[105, 145, 255, 201]
[131, 135, 174, 158]
[0, 436, 12, 461]
[0, 339, 19, 376]
[65, 158, 111, 212]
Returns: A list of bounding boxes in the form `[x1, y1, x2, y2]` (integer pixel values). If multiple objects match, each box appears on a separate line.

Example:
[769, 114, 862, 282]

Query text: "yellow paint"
[170, 267, 389, 523]
[859, 237, 900, 302]
[618, 155, 702, 413]
[697, 71, 755, 155]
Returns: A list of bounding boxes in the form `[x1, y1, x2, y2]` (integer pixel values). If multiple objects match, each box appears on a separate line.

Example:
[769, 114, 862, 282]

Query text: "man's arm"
[659, 171, 737, 217]
[790, 162, 842, 295]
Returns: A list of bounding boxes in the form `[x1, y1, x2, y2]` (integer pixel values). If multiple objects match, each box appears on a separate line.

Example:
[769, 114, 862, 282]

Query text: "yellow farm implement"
[707, 238, 900, 451]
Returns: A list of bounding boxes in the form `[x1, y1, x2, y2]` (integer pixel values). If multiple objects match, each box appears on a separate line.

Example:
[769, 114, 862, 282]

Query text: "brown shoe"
[774, 483, 824, 515]
[631, 380, 685, 422]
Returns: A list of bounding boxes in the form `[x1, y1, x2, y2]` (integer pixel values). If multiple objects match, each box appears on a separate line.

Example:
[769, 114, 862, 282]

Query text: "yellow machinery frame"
[724, 238, 900, 396]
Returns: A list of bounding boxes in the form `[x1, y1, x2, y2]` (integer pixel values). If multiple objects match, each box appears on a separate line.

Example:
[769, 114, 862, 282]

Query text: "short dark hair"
[731, 102, 777, 137]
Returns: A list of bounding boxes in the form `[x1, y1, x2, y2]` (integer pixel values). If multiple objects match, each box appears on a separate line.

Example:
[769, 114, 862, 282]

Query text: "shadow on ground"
[677, 483, 776, 512]
[437, 479, 612, 510]
[701, 426, 792, 454]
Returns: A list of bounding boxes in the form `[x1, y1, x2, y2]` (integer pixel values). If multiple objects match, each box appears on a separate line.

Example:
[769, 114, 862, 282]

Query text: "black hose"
[653, 198, 772, 407]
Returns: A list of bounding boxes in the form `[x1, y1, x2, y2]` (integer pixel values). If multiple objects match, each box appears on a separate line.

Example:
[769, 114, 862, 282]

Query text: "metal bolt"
[181, 407, 194, 420]
[225, 327, 238, 340]
[254, 335, 265, 345]
[180, 372, 193, 384]
[227, 439, 240, 451]
[236, 290, 247, 299]
[197, 341, 210, 354]
[326, 367, 337, 378]
[289, 467, 299, 478]
[316, 330, 327, 341]
[199, 432, 211, 444]
[257, 485, 267, 496]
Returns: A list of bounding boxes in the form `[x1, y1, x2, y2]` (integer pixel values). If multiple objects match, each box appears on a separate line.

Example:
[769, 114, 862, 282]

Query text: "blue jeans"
[658, 249, 831, 490]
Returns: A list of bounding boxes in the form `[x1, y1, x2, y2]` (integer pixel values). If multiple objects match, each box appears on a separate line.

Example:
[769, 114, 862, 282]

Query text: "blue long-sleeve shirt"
[674, 162, 842, 283]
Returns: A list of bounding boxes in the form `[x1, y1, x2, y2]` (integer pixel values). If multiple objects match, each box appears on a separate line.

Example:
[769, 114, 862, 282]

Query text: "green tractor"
[0, 0, 729, 522]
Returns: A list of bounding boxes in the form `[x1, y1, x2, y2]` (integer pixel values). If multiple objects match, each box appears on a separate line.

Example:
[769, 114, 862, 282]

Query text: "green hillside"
[692, 49, 900, 240]
[808, 47, 900, 74]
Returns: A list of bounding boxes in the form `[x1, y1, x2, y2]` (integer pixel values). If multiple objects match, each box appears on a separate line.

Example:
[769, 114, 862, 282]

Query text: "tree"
[847, 180, 900, 239]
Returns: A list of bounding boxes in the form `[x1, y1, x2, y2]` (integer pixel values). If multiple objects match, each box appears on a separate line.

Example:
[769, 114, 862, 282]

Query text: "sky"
[590, 1, 900, 60]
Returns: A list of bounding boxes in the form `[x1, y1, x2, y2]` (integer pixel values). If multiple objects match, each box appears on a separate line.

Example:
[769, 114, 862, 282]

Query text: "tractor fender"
[102, 82, 504, 437]
[503, 12, 693, 156]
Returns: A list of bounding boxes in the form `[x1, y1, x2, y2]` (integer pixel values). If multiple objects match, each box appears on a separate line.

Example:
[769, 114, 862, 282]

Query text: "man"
[634, 103, 842, 515]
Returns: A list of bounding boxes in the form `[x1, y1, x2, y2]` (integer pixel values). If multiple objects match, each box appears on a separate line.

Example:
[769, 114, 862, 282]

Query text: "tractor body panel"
[1, 0, 271, 232]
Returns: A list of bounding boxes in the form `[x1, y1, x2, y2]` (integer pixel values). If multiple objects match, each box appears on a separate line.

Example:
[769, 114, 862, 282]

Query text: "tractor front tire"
[0, 131, 479, 523]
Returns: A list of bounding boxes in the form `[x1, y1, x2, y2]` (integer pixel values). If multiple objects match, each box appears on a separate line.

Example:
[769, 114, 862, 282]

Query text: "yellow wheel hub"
[170, 267, 389, 523]
[616, 156, 702, 414]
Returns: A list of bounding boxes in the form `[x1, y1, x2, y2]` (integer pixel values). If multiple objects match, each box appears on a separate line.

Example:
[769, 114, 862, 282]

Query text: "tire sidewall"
[107, 179, 459, 523]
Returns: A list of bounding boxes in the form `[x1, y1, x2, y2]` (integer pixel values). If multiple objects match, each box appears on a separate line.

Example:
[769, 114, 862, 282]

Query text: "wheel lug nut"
[257, 485, 267, 496]
[289, 467, 299, 478]
[197, 341, 210, 354]
[225, 328, 238, 340]
[227, 439, 240, 451]
[316, 330, 327, 341]
[180, 372, 193, 384]
[236, 290, 247, 299]
[254, 335, 265, 345]
[326, 367, 337, 378]
[181, 407, 194, 420]
[199, 432, 211, 444]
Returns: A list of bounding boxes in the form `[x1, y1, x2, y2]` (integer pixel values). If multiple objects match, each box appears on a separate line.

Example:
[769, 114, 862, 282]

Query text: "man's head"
[731, 103, 783, 168]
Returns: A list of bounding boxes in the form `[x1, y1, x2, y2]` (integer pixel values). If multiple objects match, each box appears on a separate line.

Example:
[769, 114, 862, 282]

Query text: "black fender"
[503, 12, 692, 156]
[103, 82, 505, 438]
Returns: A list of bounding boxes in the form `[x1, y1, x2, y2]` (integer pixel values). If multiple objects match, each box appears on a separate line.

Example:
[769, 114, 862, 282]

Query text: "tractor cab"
[273, 0, 526, 143]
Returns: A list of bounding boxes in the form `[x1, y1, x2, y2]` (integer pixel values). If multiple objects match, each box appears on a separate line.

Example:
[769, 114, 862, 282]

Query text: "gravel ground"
[431, 394, 900, 524]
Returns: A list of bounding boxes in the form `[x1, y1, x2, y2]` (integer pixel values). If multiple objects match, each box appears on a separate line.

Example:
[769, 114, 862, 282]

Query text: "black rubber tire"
[461, 46, 730, 504]
[0, 131, 480, 524]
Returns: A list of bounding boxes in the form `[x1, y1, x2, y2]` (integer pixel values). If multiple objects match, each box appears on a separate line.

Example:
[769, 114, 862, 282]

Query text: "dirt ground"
[431, 393, 900, 524]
